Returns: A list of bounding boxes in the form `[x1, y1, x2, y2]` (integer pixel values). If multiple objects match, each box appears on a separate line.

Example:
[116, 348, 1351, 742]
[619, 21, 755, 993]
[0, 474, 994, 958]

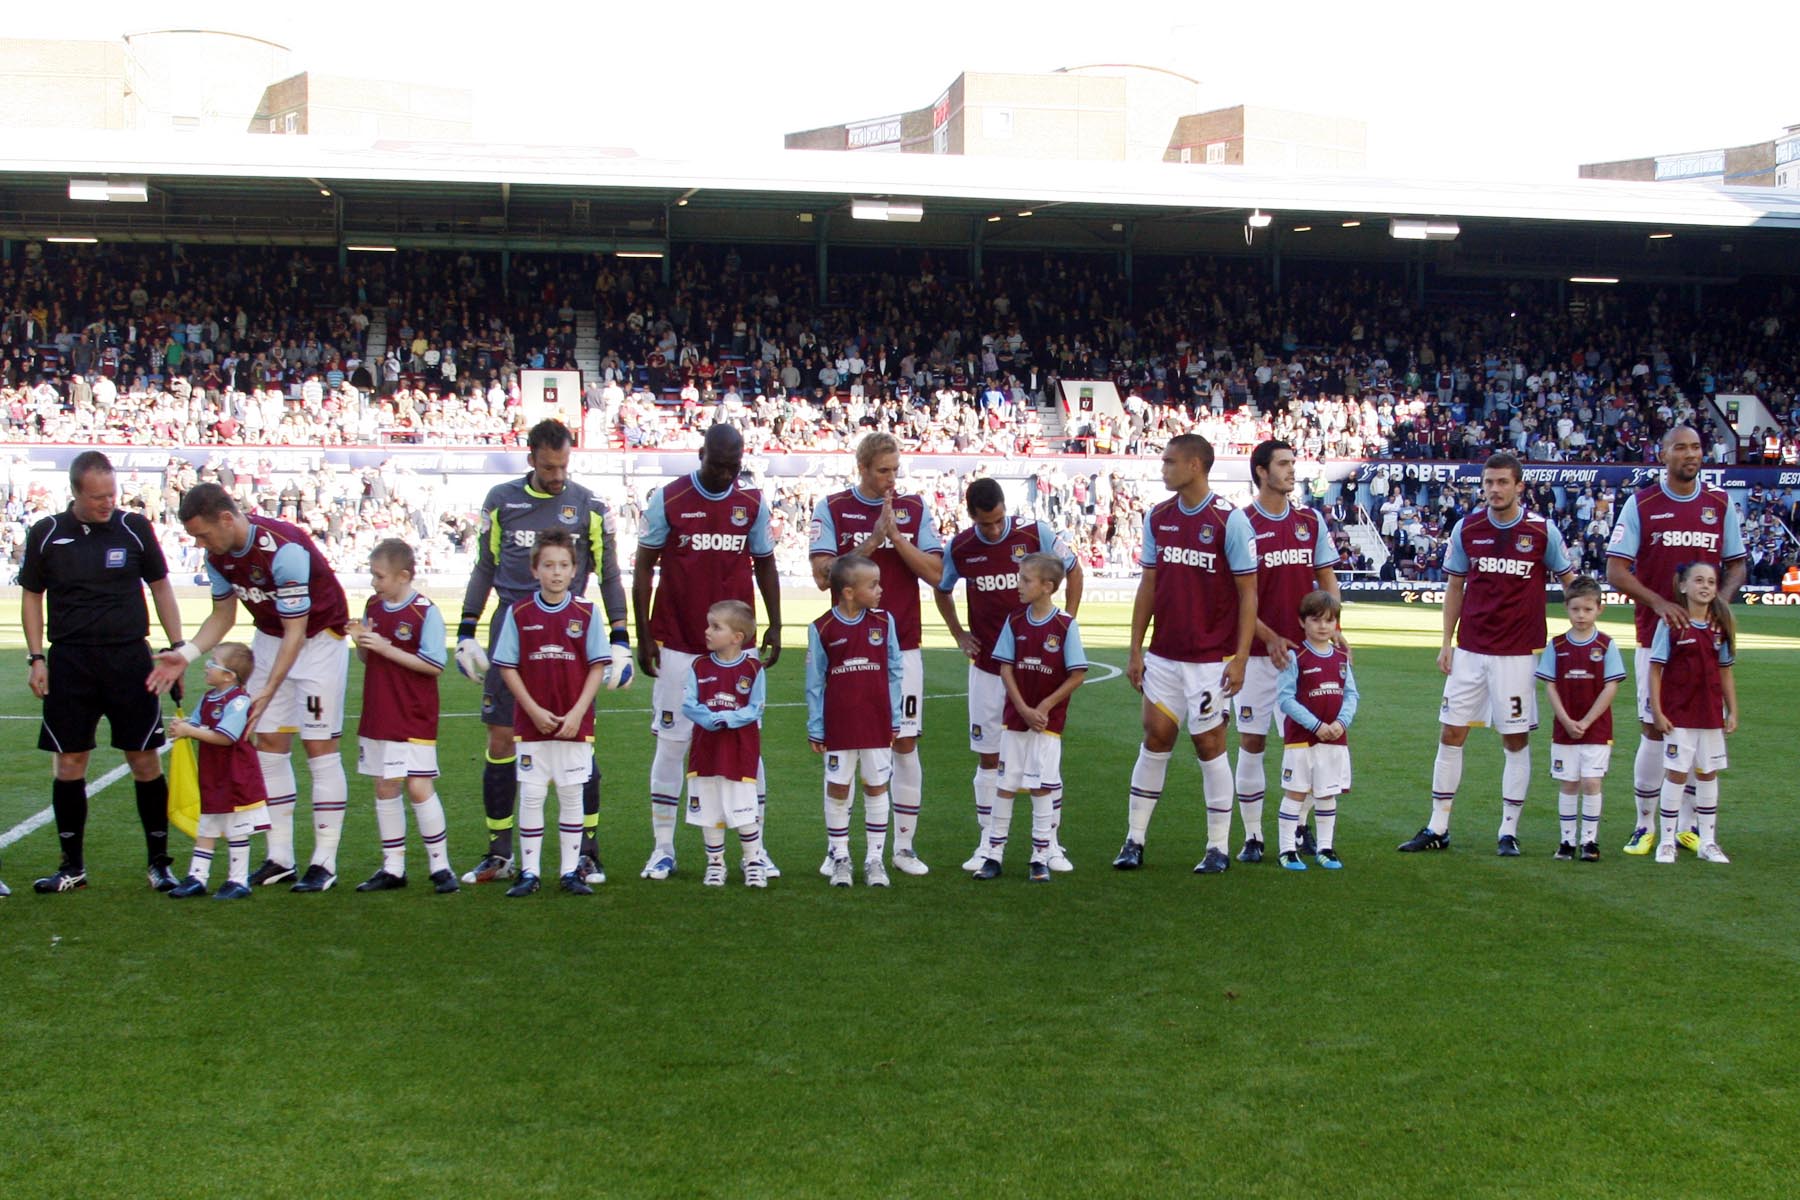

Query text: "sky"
[12, 0, 1794, 181]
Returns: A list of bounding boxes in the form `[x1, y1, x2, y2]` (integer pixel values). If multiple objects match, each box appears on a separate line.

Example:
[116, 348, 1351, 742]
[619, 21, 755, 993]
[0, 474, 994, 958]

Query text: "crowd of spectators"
[7, 244, 1800, 469]
[1362, 475, 1797, 587]
[3, 242, 1797, 583]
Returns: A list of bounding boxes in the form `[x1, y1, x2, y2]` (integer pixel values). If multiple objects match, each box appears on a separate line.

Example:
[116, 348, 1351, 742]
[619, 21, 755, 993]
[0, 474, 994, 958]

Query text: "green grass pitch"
[1, 592, 1795, 1197]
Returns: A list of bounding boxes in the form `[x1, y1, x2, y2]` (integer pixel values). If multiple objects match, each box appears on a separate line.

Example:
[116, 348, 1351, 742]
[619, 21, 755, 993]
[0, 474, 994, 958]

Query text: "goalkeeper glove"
[605, 630, 634, 691]
[454, 637, 490, 682]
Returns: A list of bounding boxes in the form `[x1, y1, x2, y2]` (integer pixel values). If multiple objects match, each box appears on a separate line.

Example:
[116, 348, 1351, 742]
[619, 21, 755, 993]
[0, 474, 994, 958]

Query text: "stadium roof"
[5, 130, 1800, 232]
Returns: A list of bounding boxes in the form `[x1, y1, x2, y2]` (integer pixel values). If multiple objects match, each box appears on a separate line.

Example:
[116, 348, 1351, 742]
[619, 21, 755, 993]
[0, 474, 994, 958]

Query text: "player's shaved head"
[698, 424, 745, 491]
[1661, 425, 1703, 485]
[703, 423, 743, 455]
[1167, 433, 1215, 472]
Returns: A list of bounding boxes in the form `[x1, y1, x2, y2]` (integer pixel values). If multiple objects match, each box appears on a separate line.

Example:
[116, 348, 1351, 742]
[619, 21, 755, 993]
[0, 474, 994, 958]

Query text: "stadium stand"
[3, 244, 1797, 585]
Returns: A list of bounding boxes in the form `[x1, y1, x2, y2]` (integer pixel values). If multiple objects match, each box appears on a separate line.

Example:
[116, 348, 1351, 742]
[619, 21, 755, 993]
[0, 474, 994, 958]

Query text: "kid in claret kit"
[681, 600, 770, 888]
[806, 553, 903, 889]
[1649, 562, 1738, 865]
[165, 643, 267, 900]
[352, 539, 458, 894]
[1537, 576, 1625, 862]
[981, 553, 1089, 883]
[491, 529, 611, 897]
[1274, 592, 1358, 870]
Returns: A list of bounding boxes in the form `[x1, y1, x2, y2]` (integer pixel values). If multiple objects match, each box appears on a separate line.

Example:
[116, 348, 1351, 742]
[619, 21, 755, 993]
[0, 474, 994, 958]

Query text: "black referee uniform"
[19, 507, 174, 877]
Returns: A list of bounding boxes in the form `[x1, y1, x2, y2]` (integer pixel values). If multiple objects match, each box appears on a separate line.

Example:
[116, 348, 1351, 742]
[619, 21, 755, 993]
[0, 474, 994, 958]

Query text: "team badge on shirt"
[895, 509, 911, 525]
[250, 567, 267, 584]
[1296, 523, 1311, 542]
[731, 506, 748, 527]
[567, 619, 583, 638]
[1701, 507, 1719, 525]
[1012, 544, 1028, 561]
[209, 704, 223, 720]
[395, 623, 414, 642]
[1515, 534, 1535, 553]
[1199, 526, 1216, 545]
[868, 627, 884, 646]
[560, 505, 578, 525]
[1589, 645, 1604, 661]
[736, 675, 752, 694]
[1045, 635, 1062, 653]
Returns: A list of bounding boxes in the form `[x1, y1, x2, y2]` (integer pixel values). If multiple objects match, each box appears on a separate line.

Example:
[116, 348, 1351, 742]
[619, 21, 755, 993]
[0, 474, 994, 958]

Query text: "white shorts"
[649, 647, 701, 741]
[1634, 647, 1655, 725]
[1143, 652, 1229, 735]
[968, 665, 1005, 754]
[687, 777, 759, 829]
[997, 729, 1063, 794]
[516, 740, 594, 790]
[196, 806, 263, 839]
[823, 747, 893, 790]
[1279, 742, 1352, 798]
[899, 648, 924, 738]
[1662, 727, 1728, 775]
[1233, 656, 1282, 737]
[1549, 743, 1612, 782]
[1439, 649, 1537, 734]
[356, 738, 440, 780]
[248, 629, 349, 740]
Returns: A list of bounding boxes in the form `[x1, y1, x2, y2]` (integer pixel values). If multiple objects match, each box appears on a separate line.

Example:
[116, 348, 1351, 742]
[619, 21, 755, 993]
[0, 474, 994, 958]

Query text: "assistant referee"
[20, 451, 187, 894]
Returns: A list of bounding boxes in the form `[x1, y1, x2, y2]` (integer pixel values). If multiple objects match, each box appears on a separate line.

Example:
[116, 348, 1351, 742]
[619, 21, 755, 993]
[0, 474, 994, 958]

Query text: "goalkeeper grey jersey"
[459, 474, 626, 635]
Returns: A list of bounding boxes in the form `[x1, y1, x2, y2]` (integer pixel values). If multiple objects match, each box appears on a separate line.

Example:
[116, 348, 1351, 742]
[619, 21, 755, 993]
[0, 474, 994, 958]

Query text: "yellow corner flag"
[167, 705, 200, 839]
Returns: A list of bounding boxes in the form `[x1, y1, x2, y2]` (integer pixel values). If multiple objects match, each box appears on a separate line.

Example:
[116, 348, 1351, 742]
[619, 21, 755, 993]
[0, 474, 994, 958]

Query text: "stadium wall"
[15, 446, 1798, 494]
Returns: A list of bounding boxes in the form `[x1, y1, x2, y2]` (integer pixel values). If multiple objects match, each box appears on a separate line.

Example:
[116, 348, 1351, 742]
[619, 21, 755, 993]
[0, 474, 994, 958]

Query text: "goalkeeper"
[455, 419, 632, 886]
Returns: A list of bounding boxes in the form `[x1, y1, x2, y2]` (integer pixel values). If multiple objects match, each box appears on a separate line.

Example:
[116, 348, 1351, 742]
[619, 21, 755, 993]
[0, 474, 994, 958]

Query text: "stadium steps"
[1038, 397, 1065, 438]
[575, 310, 600, 382]
[1345, 515, 1391, 572]
[364, 313, 388, 384]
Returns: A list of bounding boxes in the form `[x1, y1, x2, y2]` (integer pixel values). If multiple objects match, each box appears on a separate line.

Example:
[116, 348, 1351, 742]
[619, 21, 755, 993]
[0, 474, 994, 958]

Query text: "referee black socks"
[51, 777, 88, 871]
[135, 775, 171, 865]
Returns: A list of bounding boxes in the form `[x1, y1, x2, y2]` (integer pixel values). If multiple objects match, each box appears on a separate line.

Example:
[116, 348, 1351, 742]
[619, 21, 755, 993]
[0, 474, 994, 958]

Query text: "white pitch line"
[0, 667, 1123, 849]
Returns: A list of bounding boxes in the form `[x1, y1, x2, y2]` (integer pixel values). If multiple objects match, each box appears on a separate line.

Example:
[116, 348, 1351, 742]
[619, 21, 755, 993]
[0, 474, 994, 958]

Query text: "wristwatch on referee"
[27, 652, 44, 666]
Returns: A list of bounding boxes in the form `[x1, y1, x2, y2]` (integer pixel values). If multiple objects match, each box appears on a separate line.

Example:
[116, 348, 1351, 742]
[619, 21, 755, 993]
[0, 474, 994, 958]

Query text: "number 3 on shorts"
[1509, 695, 1523, 720]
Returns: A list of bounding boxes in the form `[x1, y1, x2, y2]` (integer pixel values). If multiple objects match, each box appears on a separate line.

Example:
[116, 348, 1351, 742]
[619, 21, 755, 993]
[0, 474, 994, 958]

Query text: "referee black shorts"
[39, 641, 166, 755]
